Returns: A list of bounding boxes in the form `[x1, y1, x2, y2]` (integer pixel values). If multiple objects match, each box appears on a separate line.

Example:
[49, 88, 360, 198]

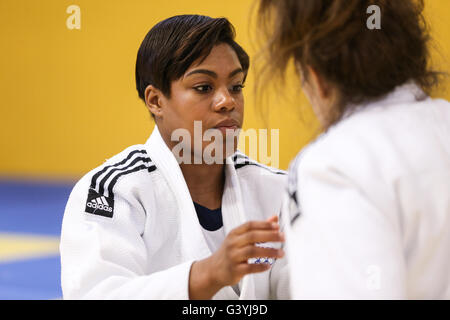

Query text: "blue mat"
[0, 179, 75, 300]
[0, 255, 61, 300]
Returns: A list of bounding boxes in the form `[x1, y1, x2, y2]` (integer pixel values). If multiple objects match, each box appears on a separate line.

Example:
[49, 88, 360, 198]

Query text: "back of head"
[257, 0, 440, 129]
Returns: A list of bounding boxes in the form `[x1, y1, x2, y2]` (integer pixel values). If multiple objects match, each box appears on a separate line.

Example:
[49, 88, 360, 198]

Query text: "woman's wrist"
[188, 257, 223, 300]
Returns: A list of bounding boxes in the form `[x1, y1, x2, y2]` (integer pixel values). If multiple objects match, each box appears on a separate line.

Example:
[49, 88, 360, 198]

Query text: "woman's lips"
[214, 125, 239, 135]
[213, 119, 240, 135]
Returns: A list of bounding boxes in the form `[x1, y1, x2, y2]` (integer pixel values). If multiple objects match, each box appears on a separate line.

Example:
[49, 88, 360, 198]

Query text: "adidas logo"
[86, 196, 113, 213]
[85, 190, 115, 218]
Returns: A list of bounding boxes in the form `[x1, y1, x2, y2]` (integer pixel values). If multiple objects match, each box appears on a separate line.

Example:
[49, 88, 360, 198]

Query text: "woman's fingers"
[230, 220, 279, 236]
[210, 217, 287, 287]
[231, 245, 285, 263]
[231, 229, 285, 248]
[214, 217, 285, 285]
[235, 262, 272, 276]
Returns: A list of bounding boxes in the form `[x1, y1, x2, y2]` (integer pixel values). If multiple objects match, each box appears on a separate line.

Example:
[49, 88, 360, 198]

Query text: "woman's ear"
[144, 85, 164, 118]
[305, 66, 330, 100]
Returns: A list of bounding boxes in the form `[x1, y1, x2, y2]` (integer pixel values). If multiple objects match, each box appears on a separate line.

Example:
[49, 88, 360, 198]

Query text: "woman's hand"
[189, 215, 285, 299]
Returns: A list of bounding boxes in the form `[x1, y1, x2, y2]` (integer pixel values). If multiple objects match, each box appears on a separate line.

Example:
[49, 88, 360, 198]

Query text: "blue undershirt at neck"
[193, 202, 223, 231]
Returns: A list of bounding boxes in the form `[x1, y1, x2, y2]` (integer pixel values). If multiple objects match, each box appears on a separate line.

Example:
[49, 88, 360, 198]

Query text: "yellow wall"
[1, 0, 449, 179]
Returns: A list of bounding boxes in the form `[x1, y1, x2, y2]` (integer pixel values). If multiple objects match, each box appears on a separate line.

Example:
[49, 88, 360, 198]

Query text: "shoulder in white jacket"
[284, 83, 450, 299]
[60, 126, 290, 300]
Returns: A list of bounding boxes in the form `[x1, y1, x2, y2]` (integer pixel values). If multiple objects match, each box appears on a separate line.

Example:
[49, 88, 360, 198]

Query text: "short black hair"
[135, 14, 250, 101]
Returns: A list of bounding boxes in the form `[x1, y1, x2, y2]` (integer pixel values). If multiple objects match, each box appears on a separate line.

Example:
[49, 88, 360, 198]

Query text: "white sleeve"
[269, 254, 291, 299]
[287, 156, 407, 299]
[268, 198, 291, 300]
[60, 175, 194, 300]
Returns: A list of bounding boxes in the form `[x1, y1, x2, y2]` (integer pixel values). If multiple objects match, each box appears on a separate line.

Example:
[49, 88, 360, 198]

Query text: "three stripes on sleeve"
[85, 149, 156, 218]
[84, 149, 284, 218]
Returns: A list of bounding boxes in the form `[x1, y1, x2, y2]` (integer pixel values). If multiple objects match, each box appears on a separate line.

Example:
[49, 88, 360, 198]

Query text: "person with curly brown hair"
[257, 0, 450, 299]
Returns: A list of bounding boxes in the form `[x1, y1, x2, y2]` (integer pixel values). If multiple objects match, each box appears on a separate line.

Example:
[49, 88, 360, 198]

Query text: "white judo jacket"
[60, 126, 290, 300]
[283, 83, 450, 299]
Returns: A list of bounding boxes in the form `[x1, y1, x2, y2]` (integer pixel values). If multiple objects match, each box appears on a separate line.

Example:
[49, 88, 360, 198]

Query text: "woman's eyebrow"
[185, 68, 244, 79]
[185, 69, 217, 78]
[228, 68, 244, 78]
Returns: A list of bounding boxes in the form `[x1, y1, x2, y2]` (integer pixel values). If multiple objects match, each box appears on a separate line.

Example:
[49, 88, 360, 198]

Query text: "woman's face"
[297, 63, 337, 129]
[150, 43, 245, 163]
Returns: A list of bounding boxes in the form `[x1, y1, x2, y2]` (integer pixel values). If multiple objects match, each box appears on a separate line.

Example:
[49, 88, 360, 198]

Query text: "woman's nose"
[213, 88, 235, 112]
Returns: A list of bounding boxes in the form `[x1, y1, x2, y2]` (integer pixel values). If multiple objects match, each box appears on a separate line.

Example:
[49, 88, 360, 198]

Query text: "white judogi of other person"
[60, 126, 290, 299]
[283, 83, 450, 299]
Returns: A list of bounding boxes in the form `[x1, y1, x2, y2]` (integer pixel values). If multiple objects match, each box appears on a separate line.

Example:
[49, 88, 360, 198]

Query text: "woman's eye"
[194, 85, 212, 93]
[231, 84, 245, 93]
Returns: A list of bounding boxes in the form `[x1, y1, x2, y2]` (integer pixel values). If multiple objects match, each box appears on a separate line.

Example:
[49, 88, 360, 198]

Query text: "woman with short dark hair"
[60, 15, 289, 300]
[257, 0, 450, 299]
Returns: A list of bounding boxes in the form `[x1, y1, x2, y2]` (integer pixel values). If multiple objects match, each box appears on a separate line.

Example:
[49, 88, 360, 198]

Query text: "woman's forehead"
[185, 44, 243, 76]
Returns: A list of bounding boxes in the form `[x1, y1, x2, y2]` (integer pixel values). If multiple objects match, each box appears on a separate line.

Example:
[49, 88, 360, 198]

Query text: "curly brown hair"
[256, 0, 441, 129]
